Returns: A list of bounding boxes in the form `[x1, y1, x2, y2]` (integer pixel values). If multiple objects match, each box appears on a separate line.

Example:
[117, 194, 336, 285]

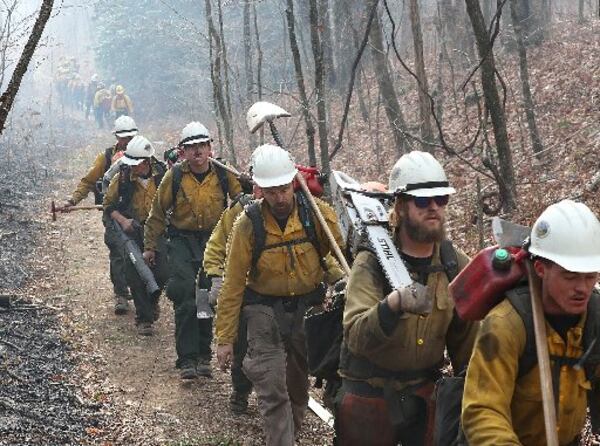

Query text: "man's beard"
[403, 213, 446, 243]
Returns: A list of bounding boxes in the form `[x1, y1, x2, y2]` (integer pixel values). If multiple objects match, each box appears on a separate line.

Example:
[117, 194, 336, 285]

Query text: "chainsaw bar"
[349, 192, 413, 289]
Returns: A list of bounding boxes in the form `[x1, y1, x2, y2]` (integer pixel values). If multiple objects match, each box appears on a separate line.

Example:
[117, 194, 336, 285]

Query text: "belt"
[243, 283, 326, 311]
[167, 226, 209, 238]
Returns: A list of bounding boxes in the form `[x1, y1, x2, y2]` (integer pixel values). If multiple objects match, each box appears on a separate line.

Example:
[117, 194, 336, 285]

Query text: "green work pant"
[166, 232, 212, 368]
[104, 222, 129, 296]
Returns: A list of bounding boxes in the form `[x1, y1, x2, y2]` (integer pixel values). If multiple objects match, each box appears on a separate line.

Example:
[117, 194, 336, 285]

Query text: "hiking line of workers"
[64, 115, 600, 446]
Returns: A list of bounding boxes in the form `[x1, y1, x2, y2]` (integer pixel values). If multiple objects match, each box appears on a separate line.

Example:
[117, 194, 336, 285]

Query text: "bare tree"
[510, 0, 544, 157]
[285, 0, 316, 166]
[465, 0, 517, 211]
[409, 0, 434, 149]
[309, 0, 330, 172]
[368, 1, 408, 155]
[0, 0, 54, 134]
[243, 0, 255, 148]
[252, 1, 264, 144]
[205, 0, 236, 164]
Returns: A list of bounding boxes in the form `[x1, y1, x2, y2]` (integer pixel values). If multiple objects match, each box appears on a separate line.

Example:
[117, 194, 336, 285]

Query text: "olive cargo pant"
[166, 233, 212, 368]
[104, 222, 129, 297]
[242, 303, 309, 446]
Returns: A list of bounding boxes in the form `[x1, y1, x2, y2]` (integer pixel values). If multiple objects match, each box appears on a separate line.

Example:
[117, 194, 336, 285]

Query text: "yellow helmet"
[115, 85, 125, 95]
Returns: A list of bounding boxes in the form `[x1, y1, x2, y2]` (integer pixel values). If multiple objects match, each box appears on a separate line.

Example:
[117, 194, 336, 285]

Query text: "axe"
[492, 217, 559, 446]
[246, 101, 351, 275]
[50, 200, 102, 221]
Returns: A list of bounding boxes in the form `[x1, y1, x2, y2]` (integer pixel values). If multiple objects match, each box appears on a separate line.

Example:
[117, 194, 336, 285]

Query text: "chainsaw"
[329, 170, 413, 290]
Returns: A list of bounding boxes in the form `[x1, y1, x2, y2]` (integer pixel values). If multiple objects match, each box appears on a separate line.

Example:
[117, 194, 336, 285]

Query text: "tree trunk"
[0, 0, 54, 133]
[309, 0, 330, 172]
[332, 0, 355, 91]
[464, 0, 517, 211]
[409, 0, 433, 150]
[252, 1, 265, 144]
[319, 0, 336, 88]
[243, 0, 255, 148]
[205, 0, 236, 164]
[579, 0, 585, 22]
[540, 0, 552, 40]
[216, 0, 233, 140]
[510, 0, 544, 157]
[369, 2, 408, 155]
[285, 0, 317, 165]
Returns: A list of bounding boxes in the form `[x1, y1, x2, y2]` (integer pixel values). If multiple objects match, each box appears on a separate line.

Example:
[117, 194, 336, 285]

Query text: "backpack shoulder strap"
[116, 165, 134, 214]
[152, 158, 167, 188]
[506, 285, 537, 378]
[171, 164, 183, 206]
[583, 290, 600, 377]
[213, 160, 229, 206]
[296, 191, 328, 272]
[440, 240, 459, 282]
[245, 202, 266, 277]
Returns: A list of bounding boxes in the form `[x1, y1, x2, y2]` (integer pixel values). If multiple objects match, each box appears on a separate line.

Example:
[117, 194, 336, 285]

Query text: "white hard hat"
[529, 200, 600, 272]
[388, 150, 455, 197]
[251, 144, 298, 188]
[122, 135, 155, 166]
[180, 122, 211, 145]
[113, 116, 138, 138]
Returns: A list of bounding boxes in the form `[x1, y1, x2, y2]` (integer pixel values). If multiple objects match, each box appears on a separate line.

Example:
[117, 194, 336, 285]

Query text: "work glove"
[387, 283, 432, 315]
[208, 276, 224, 306]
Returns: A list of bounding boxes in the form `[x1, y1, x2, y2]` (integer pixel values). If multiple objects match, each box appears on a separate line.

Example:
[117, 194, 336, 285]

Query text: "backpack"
[244, 190, 327, 278]
[171, 160, 229, 208]
[434, 284, 600, 446]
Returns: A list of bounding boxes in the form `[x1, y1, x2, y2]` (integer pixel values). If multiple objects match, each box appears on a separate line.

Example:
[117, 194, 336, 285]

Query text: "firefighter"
[143, 122, 241, 380]
[103, 136, 168, 336]
[336, 151, 477, 446]
[111, 85, 134, 118]
[64, 116, 139, 314]
[462, 200, 600, 445]
[93, 83, 112, 129]
[216, 144, 344, 445]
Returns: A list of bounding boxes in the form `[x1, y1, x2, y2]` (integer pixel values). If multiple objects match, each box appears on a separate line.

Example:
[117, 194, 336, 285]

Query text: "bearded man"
[335, 151, 478, 446]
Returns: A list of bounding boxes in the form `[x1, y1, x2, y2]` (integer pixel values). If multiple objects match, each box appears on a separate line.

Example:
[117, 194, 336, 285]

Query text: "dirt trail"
[40, 127, 333, 445]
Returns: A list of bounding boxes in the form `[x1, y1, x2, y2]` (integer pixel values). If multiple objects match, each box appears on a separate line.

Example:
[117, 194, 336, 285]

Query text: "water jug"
[449, 246, 527, 321]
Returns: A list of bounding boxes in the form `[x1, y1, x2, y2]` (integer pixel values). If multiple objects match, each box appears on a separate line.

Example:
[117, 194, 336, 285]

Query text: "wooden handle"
[209, 157, 242, 177]
[295, 172, 351, 275]
[525, 260, 559, 446]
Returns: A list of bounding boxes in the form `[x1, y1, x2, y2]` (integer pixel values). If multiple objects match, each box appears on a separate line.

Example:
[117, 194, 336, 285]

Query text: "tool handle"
[525, 260, 559, 446]
[209, 157, 241, 177]
[296, 172, 351, 275]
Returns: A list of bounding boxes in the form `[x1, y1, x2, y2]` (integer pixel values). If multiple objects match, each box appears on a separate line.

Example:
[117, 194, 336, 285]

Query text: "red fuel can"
[449, 246, 527, 321]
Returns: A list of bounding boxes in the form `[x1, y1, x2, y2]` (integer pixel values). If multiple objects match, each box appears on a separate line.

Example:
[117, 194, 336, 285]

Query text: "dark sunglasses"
[412, 195, 449, 209]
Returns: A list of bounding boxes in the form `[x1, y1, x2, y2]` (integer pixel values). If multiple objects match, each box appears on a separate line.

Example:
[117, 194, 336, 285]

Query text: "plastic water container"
[449, 246, 527, 321]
